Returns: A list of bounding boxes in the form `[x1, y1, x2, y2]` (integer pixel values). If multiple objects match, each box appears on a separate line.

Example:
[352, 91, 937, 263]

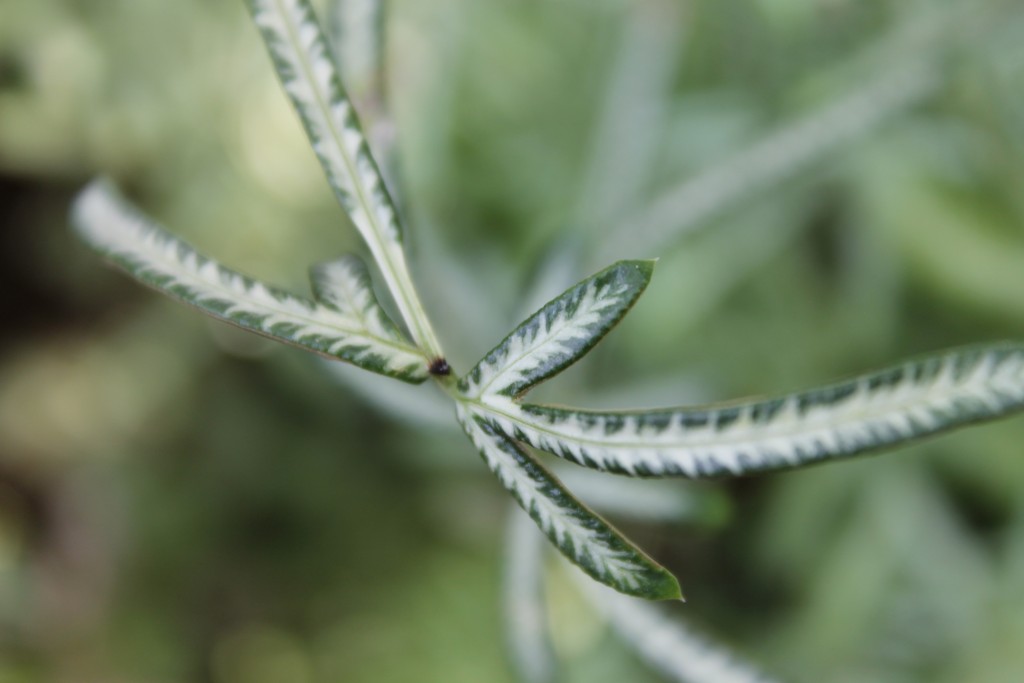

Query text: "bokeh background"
[3, 0, 1024, 681]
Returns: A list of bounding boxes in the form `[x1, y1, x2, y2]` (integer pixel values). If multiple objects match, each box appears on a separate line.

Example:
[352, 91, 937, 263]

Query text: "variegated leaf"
[460, 261, 653, 399]
[245, 0, 442, 356]
[73, 180, 429, 383]
[474, 344, 1024, 477]
[457, 405, 680, 601]
[309, 255, 402, 339]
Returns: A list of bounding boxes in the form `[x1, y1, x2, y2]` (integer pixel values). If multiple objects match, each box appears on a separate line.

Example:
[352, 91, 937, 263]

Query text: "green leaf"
[72, 179, 429, 383]
[457, 406, 680, 601]
[474, 344, 1024, 477]
[460, 261, 653, 399]
[245, 0, 442, 356]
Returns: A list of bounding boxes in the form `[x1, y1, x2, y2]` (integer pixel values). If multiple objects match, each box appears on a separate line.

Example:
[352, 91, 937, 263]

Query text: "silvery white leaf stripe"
[473, 344, 1024, 478]
[246, 0, 443, 358]
[460, 261, 653, 399]
[72, 180, 429, 383]
[71, 0, 1024, 610]
[457, 405, 681, 601]
[309, 255, 404, 341]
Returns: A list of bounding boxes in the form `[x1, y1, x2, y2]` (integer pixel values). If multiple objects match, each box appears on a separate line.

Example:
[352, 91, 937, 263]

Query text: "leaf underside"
[73, 180, 429, 383]
[474, 343, 1024, 477]
[457, 406, 680, 601]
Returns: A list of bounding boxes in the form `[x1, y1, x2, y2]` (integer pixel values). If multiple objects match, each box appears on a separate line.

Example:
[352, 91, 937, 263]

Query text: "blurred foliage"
[1, 0, 1024, 681]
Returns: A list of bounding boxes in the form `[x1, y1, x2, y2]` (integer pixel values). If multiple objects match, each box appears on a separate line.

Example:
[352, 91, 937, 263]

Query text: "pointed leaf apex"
[611, 259, 656, 285]
[646, 570, 684, 602]
[462, 260, 654, 399]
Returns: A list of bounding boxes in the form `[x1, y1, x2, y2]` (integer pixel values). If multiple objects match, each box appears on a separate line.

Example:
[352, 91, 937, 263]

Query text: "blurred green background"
[2, 0, 1024, 681]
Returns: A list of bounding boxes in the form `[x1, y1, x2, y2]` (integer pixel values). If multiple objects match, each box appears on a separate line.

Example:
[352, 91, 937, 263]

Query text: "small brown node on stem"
[428, 357, 451, 376]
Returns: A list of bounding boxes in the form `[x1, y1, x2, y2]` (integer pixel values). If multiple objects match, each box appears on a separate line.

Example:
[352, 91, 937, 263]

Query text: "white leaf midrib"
[258, 0, 440, 356]
[458, 407, 643, 589]
[79, 187, 424, 363]
[317, 261, 381, 337]
[119, 239, 420, 359]
[471, 353, 1022, 455]
[471, 281, 624, 398]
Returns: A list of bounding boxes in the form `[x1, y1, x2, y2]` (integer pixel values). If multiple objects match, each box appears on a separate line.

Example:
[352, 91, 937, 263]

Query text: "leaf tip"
[70, 177, 125, 248]
[652, 571, 684, 602]
[627, 566, 683, 602]
[637, 258, 658, 282]
[605, 259, 656, 293]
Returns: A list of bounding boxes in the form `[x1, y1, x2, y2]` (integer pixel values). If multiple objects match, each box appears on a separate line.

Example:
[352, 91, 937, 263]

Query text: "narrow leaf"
[596, 58, 940, 262]
[474, 345, 1024, 477]
[72, 180, 429, 383]
[461, 261, 653, 399]
[309, 255, 401, 338]
[504, 508, 556, 683]
[246, 0, 396, 245]
[327, 0, 385, 101]
[457, 406, 680, 601]
[580, 579, 783, 683]
[245, 0, 442, 355]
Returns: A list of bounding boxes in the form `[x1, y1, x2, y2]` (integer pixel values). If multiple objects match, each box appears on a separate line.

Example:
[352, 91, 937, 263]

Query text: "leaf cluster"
[71, 0, 1024, 621]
